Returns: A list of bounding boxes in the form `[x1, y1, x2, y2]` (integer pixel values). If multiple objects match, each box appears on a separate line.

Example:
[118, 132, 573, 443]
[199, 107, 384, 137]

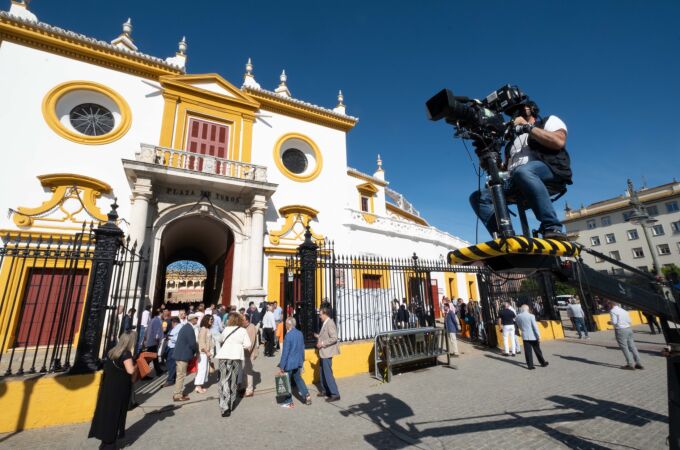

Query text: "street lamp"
[626, 179, 661, 275]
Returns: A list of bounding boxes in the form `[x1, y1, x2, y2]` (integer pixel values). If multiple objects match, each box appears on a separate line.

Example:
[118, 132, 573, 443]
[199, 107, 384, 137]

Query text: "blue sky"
[25, 1, 680, 244]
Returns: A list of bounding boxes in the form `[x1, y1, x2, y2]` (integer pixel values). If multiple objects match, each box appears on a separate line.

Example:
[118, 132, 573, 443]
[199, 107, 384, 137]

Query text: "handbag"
[187, 356, 198, 374]
[274, 372, 292, 403]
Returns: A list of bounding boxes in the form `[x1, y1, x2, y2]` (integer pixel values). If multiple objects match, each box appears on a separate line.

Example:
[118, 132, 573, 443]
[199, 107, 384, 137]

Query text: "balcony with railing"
[134, 143, 268, 182]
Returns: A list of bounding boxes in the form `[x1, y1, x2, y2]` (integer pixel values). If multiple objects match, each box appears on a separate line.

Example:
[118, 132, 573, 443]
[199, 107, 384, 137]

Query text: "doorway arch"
[152, 213, 236, 309]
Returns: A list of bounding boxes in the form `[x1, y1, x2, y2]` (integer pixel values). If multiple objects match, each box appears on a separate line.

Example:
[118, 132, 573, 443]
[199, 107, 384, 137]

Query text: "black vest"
[528, 115, 572, 185]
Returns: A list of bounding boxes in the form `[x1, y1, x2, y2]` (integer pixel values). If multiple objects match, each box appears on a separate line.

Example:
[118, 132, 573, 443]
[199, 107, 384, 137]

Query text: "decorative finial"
[107, 198, 120, 222]
[242, 57, 261, 89]
[123, 18, 132, 36]
[274, 70, 291, 97]
[178, 36, 187, 55]
[9, 0, 38, 22]
[111, 17, 138, 51]
[373, 153, 385, 179]
[333, 89, 347, 114]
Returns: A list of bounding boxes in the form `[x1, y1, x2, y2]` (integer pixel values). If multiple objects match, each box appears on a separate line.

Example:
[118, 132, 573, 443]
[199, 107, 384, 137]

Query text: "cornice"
[243, 86, 358, 132]
[0, 11, 183, 80]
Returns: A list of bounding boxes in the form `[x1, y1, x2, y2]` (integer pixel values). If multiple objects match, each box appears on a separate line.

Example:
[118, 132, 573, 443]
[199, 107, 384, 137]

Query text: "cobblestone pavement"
[0, 326, 670, 449]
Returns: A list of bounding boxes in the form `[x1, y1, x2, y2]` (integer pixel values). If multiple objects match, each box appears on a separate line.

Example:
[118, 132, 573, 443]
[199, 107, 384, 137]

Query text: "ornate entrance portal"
[154, 215, 234, 308]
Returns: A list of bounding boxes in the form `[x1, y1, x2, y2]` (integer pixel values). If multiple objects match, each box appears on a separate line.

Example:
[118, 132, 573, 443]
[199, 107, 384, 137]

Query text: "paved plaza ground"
[0, 326, 670, 449]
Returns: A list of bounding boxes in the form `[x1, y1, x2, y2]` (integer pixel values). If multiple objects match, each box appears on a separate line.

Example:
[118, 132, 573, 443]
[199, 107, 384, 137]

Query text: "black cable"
[461, 138, 483, 244]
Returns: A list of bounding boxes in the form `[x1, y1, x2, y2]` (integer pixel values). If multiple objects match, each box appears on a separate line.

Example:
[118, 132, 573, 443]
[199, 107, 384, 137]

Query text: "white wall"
[251, 109, 350, 242]
[0, 41, 166, 230]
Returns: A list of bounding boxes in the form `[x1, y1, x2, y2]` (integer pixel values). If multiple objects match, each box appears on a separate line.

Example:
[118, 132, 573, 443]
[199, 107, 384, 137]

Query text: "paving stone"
[0, 326, 670, 449]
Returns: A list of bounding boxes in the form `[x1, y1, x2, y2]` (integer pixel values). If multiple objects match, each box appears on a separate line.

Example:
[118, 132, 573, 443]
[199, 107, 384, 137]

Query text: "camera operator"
[469, 101, 571, 240]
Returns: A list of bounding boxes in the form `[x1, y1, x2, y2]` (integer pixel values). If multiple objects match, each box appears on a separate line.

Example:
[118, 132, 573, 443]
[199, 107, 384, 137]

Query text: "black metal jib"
[0, 204, 149, 378]
[283, 228, 561, 349]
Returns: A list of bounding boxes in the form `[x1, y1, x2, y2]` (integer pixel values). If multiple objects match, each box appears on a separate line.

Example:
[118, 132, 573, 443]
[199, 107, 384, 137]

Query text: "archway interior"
[164, 260, 207, 307]
[155, 215, 234, 309]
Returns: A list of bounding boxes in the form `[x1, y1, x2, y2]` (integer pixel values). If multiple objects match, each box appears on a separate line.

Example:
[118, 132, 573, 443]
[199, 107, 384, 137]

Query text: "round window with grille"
[273, 133, 323, 182]
[281, 148, 308, 174]
[69, 103, 115, 136]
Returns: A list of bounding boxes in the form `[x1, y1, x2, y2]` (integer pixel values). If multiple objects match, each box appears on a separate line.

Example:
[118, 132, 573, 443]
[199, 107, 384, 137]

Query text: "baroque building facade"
[0, 2, 474, 313]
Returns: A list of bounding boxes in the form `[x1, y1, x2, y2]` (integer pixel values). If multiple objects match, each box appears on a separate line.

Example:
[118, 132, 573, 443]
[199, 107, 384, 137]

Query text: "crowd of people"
[90, 290, 659, 448]
[90, 300, 342, 448]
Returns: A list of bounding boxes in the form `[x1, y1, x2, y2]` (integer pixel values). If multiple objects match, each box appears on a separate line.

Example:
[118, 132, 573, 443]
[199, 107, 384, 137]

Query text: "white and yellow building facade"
[0, 2, 475, 314]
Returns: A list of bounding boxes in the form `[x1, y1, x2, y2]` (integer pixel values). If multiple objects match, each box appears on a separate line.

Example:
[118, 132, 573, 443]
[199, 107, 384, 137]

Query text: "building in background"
[0, 2, 474, 321]
[563, 180, 680, 275]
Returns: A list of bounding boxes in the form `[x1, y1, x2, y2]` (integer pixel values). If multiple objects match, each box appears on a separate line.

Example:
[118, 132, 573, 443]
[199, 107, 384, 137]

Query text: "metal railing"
[0, 226, 95, 376]
[0, 204, 149, 378]
[373, 327, 449, 382]
[136, 143, 268, 182]
[282, 229, 559, 349]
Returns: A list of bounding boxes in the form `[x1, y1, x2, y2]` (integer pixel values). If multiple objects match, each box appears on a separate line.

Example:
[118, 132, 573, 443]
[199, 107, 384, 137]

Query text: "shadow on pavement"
[119, 405, 177, 447]
[483, 353, 525, 368]
[339, 392, 667, 449]
[553, 354, 621, 369]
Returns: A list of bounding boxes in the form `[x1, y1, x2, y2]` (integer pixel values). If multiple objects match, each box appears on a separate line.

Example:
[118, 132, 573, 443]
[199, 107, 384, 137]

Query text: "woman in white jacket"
[216, 312, 251, 417]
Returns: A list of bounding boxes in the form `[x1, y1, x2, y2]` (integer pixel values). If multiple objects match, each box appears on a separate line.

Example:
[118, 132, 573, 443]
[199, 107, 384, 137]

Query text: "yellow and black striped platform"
[448, 236, 580, 265]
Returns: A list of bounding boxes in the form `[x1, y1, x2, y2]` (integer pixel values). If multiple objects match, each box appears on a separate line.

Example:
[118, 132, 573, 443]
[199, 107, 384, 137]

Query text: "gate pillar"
[70, 202, 124, 374]
[299, 226, 318, 346]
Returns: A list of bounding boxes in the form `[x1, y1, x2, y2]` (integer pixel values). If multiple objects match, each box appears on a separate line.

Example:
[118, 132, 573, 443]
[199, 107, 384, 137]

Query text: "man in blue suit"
[515, 304, 549, 370]
[277, 317, 311, 406]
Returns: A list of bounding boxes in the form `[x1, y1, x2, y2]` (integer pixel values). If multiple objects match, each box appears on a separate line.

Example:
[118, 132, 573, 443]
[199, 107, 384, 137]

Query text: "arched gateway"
[122, 150, 277, 310]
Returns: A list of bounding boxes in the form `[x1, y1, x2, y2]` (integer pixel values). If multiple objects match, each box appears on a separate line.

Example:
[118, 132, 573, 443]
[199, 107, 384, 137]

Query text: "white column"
[249, 194, 266, 289]
[129, 178, 153, 249]
[240, 209, 252, 290]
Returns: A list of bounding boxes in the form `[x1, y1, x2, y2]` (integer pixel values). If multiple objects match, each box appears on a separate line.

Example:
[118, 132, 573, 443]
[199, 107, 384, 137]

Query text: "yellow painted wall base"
[593, 310, 648, 331]
[301, 340, 374, 384]
[495, 320, 564, 350]
[0, 372, 102, 433]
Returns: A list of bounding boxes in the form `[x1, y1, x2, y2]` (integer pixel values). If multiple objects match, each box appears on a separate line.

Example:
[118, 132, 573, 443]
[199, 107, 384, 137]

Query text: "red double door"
[16, 268, 88, 347]
[186, 117, 229, 173]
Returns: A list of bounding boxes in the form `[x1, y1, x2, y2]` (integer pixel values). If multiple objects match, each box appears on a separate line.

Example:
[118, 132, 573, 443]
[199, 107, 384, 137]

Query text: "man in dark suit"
[119, 308, 136, 337]
[172, 314, 198, 402]
[277, 317, 311, 406]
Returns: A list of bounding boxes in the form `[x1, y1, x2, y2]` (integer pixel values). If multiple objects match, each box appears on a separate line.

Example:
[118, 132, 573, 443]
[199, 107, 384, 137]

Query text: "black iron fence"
[283, 228, 556, 348]
[0, 203, 148, 378]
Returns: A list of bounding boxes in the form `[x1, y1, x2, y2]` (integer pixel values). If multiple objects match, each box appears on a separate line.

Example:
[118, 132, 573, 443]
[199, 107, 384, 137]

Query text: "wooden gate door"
[16, 268, 88, 347]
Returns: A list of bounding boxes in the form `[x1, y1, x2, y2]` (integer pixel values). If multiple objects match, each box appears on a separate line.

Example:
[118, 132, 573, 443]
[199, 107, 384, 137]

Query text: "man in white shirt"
[470, 101, 571, 240]
[567, 298, 589, 339]
[261, 303, 276, 357]
[609, 302, 643, 370]
[137, 305, 151, 353]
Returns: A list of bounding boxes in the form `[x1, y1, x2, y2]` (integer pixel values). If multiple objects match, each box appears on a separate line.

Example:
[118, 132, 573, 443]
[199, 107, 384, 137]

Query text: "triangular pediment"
[356, 182, 379, 195]
[160, 73, 260, 111]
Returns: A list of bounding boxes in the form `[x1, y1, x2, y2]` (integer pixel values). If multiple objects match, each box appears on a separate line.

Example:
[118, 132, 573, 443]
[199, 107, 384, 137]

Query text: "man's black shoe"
[541, 361, 549, 367]
[528, 366, 536, 370]
[221, 409, 231, 417]
[543, 230, 567, 240]
[325, 395, 341, 402]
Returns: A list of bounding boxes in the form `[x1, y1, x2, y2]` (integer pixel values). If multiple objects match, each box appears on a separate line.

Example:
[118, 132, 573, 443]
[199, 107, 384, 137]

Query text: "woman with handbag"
[215, 312, 252, 417]
[89, 331, 138, 449]
[194, 314, 213, 394]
